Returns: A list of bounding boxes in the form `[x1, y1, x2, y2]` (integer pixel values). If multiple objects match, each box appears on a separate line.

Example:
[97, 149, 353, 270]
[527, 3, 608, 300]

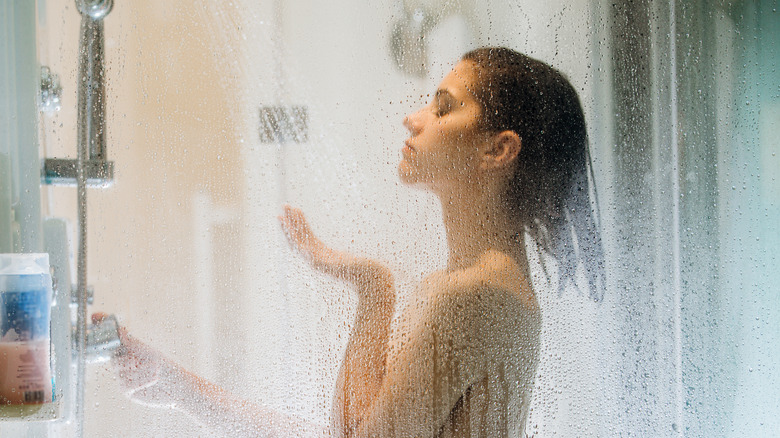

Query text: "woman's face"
[399, 60, 489, 192]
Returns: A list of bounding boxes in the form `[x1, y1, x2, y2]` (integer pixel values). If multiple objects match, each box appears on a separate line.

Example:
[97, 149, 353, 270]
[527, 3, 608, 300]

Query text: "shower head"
[389, 0, 477, 78]
[389, 8, 437, 78]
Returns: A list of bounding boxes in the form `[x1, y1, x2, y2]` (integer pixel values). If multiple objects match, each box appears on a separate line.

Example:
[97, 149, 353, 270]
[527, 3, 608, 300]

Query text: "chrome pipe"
[76, 0, 113, 161]
[76, 18, 107, 161]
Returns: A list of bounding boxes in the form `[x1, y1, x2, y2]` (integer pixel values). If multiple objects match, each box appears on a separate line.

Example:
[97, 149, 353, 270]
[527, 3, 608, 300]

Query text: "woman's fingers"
[110, 331, 175, 406]
[283, 206, 315, 242]
[279, 205, 323, 258]
[91, 312, 108, 324]
[89, 318, 185, 408]
[278, 205, 368, 282]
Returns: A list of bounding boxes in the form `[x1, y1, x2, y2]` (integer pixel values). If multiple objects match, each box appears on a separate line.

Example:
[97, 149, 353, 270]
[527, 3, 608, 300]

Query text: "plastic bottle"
[0, 254, 54, 418]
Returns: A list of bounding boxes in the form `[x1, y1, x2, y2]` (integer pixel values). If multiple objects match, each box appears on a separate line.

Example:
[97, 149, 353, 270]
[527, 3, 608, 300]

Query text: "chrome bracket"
[42, 158, 114, 187]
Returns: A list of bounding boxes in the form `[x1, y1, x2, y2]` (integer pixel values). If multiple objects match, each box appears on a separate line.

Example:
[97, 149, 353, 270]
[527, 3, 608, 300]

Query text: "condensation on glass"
[0, 0, 776, 436]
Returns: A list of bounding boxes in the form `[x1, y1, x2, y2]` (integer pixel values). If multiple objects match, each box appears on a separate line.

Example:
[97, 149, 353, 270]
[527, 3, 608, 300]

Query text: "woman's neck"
[438, 188, 525, 271]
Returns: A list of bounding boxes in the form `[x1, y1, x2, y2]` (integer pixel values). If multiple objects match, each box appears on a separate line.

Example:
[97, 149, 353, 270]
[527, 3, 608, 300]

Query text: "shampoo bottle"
[0, 254, 54, 417]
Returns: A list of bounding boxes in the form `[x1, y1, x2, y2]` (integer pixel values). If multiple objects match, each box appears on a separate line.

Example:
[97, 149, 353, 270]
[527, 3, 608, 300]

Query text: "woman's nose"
[404, 110, 422, 135]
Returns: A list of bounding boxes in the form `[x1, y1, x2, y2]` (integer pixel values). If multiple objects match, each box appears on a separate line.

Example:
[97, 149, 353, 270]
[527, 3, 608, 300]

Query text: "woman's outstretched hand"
[279, 205, 393, 299]
[92, 313, 190, 410]
[278, 205, 352, 278]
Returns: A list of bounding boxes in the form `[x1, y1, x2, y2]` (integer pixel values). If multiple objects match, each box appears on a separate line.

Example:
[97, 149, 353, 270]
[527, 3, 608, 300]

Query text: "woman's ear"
[482, 130, 521, 171]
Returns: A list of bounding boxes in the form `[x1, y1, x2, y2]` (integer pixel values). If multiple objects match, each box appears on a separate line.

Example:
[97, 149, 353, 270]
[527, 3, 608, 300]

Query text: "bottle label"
[1, 290, 49, 341]
[0, 340, 53, 404]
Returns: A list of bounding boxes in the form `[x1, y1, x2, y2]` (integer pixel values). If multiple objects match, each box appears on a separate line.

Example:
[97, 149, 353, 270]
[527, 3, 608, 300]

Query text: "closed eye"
[434, 89, 455, 117]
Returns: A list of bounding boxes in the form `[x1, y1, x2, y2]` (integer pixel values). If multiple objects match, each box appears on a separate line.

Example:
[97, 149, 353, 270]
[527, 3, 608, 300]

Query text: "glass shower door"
[6, 0, 775, 436]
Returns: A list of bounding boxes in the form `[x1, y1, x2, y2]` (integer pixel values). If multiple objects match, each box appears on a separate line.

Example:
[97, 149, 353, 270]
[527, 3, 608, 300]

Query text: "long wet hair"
[463, 47, 605, 301]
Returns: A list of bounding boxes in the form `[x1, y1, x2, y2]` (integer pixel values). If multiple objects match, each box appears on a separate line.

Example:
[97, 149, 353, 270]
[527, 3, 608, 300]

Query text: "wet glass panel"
[0, 0, 775, 436]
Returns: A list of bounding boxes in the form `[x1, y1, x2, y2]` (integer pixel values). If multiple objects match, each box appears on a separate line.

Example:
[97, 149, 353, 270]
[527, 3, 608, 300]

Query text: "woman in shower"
[104, 47, 602, 437]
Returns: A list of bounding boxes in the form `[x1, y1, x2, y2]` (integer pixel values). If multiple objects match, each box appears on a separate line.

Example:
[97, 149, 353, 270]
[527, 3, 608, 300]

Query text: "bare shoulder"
[420, 251, 538, 314]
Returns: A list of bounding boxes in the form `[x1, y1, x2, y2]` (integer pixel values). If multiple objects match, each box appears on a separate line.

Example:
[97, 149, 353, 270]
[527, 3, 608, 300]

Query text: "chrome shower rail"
[57, 1, 115, 437]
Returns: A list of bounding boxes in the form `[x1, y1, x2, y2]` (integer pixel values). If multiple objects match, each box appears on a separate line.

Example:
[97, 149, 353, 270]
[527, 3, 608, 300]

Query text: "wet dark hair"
[462, 47, 604, 301]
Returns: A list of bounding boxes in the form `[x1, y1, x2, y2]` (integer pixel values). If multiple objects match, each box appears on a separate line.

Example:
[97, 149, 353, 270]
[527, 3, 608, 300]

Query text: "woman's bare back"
[387, 250, 541, 437]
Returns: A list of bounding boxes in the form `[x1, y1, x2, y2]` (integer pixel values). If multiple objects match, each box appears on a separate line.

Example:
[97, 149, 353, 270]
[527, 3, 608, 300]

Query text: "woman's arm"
[110, 323, 328, 437]
[278, 206, 396, 435]
[175, 367, 328, 437]
[331, 265, 394, 435]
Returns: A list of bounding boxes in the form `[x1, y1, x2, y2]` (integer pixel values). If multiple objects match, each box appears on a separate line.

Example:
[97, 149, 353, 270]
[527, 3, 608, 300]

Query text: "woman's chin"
[397, 162, 413, 183]
[398, 161, 437, 190]
[398, 174, 433, 193]
[398, 164, 421, 186]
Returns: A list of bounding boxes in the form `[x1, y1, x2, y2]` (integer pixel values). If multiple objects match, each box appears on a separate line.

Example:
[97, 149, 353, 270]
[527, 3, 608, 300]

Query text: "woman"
[107, 46, 601, 437]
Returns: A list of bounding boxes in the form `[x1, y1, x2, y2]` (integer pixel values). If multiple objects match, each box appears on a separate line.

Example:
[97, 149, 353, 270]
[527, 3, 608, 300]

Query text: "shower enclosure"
[1, 0, 777, 436]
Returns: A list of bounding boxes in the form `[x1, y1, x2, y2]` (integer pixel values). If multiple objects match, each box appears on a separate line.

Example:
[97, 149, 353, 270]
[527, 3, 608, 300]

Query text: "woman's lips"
[402, 140, 414, 155]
